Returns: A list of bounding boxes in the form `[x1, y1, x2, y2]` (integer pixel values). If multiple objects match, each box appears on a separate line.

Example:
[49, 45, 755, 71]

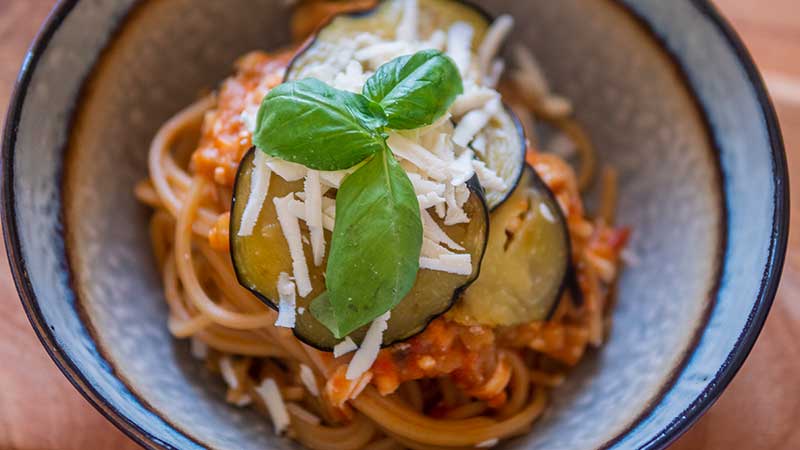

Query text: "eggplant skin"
[526, 164, 572, 322]
[523, 163, 571, 322]
[496, 103, 528, 211]
[229, 147, 280, 313]
[229, 148, 491, 351]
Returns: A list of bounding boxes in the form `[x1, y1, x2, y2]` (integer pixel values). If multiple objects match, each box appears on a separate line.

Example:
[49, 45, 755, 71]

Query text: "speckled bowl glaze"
[2, 0, 788, 449]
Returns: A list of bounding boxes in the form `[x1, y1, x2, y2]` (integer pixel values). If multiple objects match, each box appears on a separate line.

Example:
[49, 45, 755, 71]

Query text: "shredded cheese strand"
[238, 151, 271, 236]
[273, 195, 313, 297]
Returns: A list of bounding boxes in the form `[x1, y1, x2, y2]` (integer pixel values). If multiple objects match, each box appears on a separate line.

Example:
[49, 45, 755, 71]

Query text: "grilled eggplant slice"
[286, 0, 525, 210]
[230, 148, 489, 350]
[448, 165, 570, 326]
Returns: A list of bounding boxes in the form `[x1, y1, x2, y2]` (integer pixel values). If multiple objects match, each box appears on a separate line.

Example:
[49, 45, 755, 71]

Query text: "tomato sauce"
[192, 50, 294, 186]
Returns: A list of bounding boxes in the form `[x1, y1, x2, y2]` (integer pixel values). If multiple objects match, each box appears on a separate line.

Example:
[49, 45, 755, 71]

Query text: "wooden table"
[0, 1, 797, 448]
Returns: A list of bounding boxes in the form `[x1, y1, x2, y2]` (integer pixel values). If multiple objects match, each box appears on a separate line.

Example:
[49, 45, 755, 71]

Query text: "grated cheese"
[444, 184, 470, 225]
[452, 98, 500, 148]
[451, 86, 498, 117]
[510, 45, 573, 117]
[539, 203, 556, 223]
[266, 158, 306, 182]
[296, 40, 360, 83]
[349, 372, 373, 399]
[418, 112, 453, 138]
[320, 195, 335, 210]
[484, 59, 505, 88]
[471, 133, 487, 156]
[219, 356, 239, 390]
[324, 204, 337, 219]
[353, 32, 381, 48]
[407, 172, 446, 196]
[472, 160, 507, 192]
[275, 272, 297, 328]
[287, 198, 336, 232]
[304, 170, 326, 266]
[190, 337, 208, 360]
[388, 133, 448, 181]
[294, 190, 333, 208]
[435, 201, 446, 219]
[333, 337, 358, 358]
[424, 30, 447, 51]
[299, 364, 320, 397]
[539, 94, 573, 118]
[346, 311, 391, 380]
[476, 438, 499, 448]
[234, 394, 253, 407]
[478, 15, 514, 79]
[421, 208, 464, 251]
[417, 191, 446, 210]
[421, 237, 452, 258]
[240, 104, 260, 133]
[446, 22, 474, 76]
[419, 254, 472, 276]
[431, 132, 455, 160]
[512, 45, 550, 97]
[332, 60, 367, 93]
[396, 0, 419, 42]
[273, 195, 313, 297]
[256, 378, 291, 435]
[238, 150, 272, 236]
[320, 169, 350, 188]
[450, 148, 476, 186]
[420, 236, 473, 276]
[355, 41, 413, 68]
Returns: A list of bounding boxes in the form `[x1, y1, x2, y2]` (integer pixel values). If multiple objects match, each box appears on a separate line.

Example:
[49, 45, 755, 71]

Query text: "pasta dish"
[135, 0, 628, 448]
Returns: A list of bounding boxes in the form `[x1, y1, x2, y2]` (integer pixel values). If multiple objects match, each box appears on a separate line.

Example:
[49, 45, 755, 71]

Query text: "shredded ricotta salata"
[346, 311, 391, 380]
[255, 378, 290, 435]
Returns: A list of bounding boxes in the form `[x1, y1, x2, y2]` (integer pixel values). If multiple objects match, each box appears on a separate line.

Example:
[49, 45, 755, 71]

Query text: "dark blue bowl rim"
[0, 1, 789, 449]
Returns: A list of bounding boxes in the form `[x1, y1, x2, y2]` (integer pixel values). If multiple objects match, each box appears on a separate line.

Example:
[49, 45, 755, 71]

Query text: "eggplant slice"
[231, 148, 489, 350]
[286, 0, 525, 211]
[448, 165, 570, 326]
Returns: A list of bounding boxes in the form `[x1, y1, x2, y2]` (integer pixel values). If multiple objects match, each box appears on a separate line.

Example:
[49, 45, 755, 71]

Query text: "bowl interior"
[6, 0, 783, 449]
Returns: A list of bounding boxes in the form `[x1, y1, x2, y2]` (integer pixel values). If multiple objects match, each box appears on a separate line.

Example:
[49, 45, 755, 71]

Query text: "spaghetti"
[134, 1, 628, 448]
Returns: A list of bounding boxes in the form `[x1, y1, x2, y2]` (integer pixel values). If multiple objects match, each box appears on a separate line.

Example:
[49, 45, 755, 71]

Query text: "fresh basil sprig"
[253, 50, 462, 337]
[363, 49, 464, 129]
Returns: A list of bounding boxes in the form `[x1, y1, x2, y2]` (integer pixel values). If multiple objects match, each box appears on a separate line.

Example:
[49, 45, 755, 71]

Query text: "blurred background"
[0, 0, 797, 448]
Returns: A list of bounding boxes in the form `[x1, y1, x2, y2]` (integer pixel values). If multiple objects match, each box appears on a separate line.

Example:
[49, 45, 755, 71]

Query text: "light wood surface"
[0, 1, 797, 449]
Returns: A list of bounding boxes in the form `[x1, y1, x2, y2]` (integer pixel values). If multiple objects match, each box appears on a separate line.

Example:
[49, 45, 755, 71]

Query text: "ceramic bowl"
[2, 0, 788, 449]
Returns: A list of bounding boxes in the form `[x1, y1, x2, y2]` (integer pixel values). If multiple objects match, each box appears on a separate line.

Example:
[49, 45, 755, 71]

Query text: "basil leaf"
[324, 148, 422, 337]
[309, 292, 340, 337]
[254, 78, 388, 170]
[363, 50, 463, 130]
